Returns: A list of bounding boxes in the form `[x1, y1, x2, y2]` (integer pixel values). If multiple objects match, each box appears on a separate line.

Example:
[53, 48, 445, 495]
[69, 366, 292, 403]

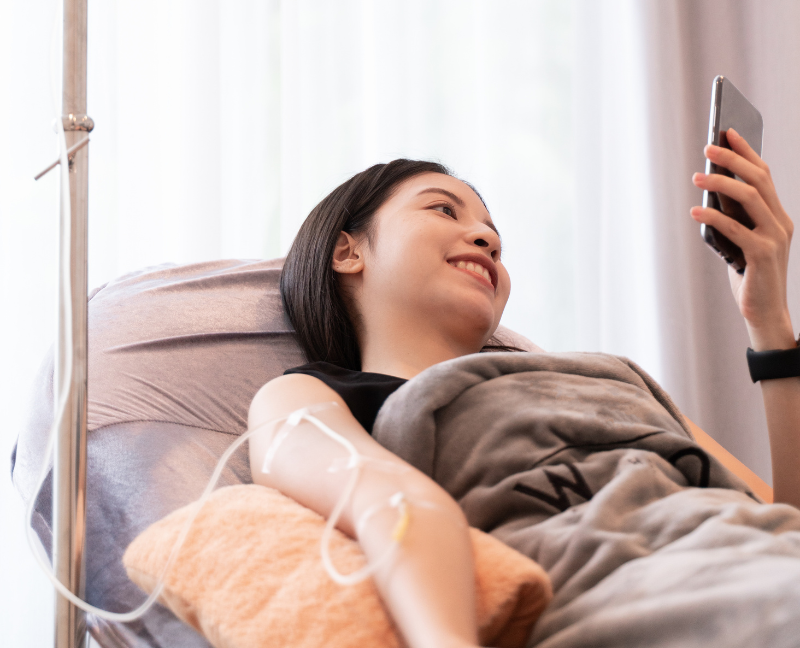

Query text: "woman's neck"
[358, 316, 486, 379]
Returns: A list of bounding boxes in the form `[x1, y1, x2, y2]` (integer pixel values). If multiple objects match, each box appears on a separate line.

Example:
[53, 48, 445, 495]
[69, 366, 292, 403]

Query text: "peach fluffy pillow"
[123, 484, 552, 648]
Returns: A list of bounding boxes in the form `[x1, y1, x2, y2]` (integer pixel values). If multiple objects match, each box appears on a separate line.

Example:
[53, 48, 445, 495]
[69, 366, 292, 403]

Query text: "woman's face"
[352, 172, 511, 350]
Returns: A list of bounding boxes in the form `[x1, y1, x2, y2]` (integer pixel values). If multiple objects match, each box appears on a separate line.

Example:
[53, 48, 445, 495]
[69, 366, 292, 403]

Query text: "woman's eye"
[432, 205, 456, 218]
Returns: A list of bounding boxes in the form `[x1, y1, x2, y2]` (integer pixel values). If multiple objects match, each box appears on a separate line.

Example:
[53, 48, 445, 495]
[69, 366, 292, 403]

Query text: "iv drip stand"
[53, 0, 92, 645]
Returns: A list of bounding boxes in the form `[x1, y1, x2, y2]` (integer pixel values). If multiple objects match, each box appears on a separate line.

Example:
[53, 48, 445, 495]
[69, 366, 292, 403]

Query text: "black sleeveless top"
[284, 361, 407, 433]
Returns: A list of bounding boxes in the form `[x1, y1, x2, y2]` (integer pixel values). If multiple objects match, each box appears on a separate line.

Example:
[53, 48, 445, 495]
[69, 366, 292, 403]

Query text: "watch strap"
[746, 344, 800, 382]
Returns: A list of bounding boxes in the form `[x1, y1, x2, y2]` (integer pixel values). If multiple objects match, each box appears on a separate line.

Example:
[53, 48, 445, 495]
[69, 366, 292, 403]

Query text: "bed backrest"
[11, 258, 541, 648]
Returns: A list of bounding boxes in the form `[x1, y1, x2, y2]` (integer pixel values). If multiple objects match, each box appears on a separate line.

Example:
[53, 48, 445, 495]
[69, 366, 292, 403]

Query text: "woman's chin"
[435, 300, 498, 346]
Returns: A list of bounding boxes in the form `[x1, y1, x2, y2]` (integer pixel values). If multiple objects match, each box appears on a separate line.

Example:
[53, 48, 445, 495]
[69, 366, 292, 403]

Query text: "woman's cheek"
[496, 266, 511, 302]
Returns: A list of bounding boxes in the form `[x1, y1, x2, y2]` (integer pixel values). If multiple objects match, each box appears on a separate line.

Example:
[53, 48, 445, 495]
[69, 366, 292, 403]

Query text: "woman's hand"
[690, 130, 800, 508]
[690, 128, 795, 351]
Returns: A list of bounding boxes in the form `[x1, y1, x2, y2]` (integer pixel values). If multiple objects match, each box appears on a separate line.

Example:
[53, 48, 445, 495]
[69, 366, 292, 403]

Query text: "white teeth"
[450, 259, 492, 285]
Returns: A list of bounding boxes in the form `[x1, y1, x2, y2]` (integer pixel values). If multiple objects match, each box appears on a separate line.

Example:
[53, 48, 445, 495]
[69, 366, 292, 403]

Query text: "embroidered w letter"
[513, 463, 593, 512]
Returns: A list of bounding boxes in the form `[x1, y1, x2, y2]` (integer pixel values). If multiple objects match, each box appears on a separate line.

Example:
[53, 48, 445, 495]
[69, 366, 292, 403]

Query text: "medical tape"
[339, 492, 467, 585]
[261, 402, 341, 474]
[357, 491, 412, 542]
[355, 491, 451, 540]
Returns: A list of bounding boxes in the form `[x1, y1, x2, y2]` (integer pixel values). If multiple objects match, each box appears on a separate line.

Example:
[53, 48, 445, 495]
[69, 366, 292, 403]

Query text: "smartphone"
[701, 76, 763, 274]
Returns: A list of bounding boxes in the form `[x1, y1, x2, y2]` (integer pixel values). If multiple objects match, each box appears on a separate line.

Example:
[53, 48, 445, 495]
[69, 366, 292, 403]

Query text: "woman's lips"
[447, 259, 495, 291]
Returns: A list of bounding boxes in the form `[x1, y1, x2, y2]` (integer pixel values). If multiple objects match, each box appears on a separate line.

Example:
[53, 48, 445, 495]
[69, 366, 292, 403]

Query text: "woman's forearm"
[276, 437, 479, 648]
[354, 485, 478, 648]
[249, 375, 479, 648]
[761, 375, 800, 507]
[748, 320, 800, 508]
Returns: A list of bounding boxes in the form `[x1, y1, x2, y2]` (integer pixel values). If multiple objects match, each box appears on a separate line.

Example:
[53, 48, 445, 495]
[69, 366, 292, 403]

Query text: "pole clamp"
[61, 114, 95, 132]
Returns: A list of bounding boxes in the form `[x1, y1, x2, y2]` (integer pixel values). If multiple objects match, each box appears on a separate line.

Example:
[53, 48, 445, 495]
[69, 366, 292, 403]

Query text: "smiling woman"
[332, 172, 512, 379]
[247, 137, 800, 648]
[280, 159, 513, 375]
[254, 158, 521, 648]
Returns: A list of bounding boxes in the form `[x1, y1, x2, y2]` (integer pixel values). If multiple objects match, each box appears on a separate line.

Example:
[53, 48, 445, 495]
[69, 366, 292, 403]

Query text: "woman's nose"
[471, 228, 501, 260]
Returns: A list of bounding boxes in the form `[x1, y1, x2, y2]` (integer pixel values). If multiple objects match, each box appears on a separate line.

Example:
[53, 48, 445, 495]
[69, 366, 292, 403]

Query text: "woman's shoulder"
[249, 371, 345, 425]
[256, 362, 407, 434]
[254, 370, 337, 402]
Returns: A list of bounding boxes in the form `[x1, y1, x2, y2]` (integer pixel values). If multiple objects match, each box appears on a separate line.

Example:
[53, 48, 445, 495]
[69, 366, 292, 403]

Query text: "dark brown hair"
[280, 159, 521, 370]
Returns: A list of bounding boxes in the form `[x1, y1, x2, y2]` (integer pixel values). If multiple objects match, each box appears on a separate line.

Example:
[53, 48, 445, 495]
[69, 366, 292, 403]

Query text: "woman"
[248, 131, 798, 648]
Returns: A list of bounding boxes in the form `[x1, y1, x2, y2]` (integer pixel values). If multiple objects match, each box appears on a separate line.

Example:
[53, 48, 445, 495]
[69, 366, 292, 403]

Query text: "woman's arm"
[691, 129, 800, 507]
[249, 373, 479, 648]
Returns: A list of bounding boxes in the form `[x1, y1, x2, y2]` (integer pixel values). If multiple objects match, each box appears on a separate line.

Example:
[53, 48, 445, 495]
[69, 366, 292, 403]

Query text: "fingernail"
[693, 172, 706, 182]
[728, 127, 738, 138]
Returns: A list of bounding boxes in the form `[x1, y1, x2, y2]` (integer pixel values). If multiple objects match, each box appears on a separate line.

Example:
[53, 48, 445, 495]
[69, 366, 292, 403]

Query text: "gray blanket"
[372, 351, 800, 648]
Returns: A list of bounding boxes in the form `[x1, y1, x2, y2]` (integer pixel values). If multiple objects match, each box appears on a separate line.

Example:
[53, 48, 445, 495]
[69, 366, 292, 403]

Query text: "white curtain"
[574, 0, 800, 486]
[3, 0, 800, 643]
[0, 1, 574, 642]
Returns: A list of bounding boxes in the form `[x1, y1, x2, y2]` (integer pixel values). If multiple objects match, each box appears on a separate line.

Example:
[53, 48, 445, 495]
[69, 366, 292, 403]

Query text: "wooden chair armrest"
[685, 417, 773, 503]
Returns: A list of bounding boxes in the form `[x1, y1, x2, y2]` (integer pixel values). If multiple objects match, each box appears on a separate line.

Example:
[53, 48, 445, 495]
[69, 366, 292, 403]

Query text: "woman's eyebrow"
[416, 187, 466, 207]
[416, 187, 500, 237]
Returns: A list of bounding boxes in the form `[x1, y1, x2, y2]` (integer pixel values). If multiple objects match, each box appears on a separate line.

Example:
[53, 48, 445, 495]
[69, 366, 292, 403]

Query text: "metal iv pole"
[53, 0, 92, 645]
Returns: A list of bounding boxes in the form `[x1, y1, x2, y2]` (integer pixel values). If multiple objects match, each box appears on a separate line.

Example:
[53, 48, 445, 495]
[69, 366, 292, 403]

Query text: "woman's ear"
[332, 231, 365, 275]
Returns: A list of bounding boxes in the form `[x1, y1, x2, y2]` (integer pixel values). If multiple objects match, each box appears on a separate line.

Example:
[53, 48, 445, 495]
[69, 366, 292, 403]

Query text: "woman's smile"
[446, 255, 496, 292]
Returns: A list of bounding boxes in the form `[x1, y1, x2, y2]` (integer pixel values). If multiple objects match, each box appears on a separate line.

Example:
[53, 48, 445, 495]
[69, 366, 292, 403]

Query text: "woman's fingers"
[690, 204, 786, 268]
[692, 171, 772, 229]
[690, 205, 754, 250]
[725, 127, 764, 167]
[704, 143, 769, 193]
[695, 138, 794, 236]
[705, 130, 790, 228]
[706, 128, 767, 178]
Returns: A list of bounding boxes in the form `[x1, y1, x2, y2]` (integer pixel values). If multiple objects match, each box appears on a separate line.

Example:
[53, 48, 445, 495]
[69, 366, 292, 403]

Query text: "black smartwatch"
[746, 335, 800, 382]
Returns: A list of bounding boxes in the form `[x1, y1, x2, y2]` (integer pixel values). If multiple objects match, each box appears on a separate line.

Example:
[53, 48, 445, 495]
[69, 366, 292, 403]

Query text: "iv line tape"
[356, 491, 445, 540]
